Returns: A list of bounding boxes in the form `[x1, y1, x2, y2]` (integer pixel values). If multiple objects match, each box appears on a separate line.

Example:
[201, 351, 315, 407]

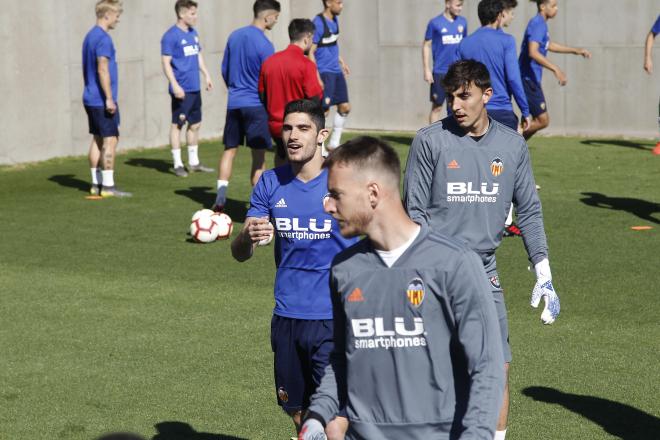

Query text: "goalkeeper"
[403, 59, 559, 440]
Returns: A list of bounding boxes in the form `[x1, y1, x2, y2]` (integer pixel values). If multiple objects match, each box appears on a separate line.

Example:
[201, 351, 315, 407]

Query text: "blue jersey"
[161, 25, 201, 93]
[424, 14, 468, 74]
[652, 15, 660, 35]
[312, 15, 341, 74]
[221, 25, 274, 109]
[247, 166, 357, 320]
[457, 27, 529, 118]
[519, 14, 550, 85]
[82, 26, 118, 107]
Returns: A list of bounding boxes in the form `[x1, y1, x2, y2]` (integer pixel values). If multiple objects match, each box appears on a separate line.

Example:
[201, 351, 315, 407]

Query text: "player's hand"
[520, 115, 532, 133]
[578, 48, 591, 59]
[246, 217, 274, 245]
[340, 60, 351, 77]
[424, 70, 434, 84]
[299, 419, 326, 440]
[530, 258, 560, 324]
[553, 68, 568, 86]
[173, 85, 186, 99]
[644, 57, 653, 74]
[105, 98, 117, 114]
[205, 77, 214, 92]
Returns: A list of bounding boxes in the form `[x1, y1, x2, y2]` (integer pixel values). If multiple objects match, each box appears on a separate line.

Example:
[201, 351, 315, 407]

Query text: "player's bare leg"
[429, 103, 443, 124]
[328, 102, 351, 149]
[88, 136, 103, 194]
[495, 363, 510, 439]
[250, 148, 266, 186]
[523, 112, 549, 140]
[170, 122, 187, 176]
[99, 136, 131, 197]
[214, 147, 237, 211]
[186, 122, 212, 172]
[325, 416, 349, 440]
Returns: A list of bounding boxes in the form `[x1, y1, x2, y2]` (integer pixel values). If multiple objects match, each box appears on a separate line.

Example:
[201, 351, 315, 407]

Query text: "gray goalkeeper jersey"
[308, 225, 505, 440]
[403, 117, 548, 272]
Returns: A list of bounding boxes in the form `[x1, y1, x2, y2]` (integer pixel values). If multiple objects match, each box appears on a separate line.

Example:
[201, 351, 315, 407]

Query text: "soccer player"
[423, 0, 468, 124]
[259, 19, 324, 167]
[520, 0, 591, 140]
[403, 60, 561, 440]
[457, 0, 530, 133]
[644, 14, 660, 155]
[310, 0, 350, 151]
[82, 0, 131, 197]
[299, 136, 505, 440]
[161, 0, 215, 177]
[213, 0, 280, 212]
[231, 100, 355, 439]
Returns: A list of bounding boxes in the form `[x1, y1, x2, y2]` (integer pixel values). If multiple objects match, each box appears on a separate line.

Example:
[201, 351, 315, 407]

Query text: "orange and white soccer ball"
[211, 212, 233, 240]
[190, 213, 219, 243]
[191, 208, 215, 222]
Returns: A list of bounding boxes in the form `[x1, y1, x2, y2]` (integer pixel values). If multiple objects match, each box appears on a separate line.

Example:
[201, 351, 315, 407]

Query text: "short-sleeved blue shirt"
[247, 166, 358, 320]
[519, 14, 550, 84]
[82, 26, 118, 107]
[312, 15, 342, 74]
[424, 14, 468, 74]
[221, 25, 274, 109]
[161, 25, 201, 93]
[651, 15, 660, 35]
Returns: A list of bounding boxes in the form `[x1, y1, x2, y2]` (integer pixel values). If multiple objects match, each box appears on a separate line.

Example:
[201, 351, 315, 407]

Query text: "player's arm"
[230, 217, 273, 262]
[528, 41, 567, 86]
[97, 57, 116, 114]
[448, 251, 505, 439]
[548, 41, 591, 58]
[504, 37, 530, 123]
[161, 55, 185, 99]
[644, 31, 655, 74]
[221, 45, 230, 87]
[198, 51, 214, 91]
[422, 39, 434, 84]
[403, 132, 436, 226]
[338, 55, 350, 76]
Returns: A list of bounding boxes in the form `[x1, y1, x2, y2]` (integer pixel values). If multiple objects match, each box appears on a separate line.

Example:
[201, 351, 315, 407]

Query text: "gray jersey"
[307, 226, 505, 440]
[403, 117, 548, 272]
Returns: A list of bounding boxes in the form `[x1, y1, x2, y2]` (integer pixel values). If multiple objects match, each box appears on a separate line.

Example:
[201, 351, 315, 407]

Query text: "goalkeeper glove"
[299, 419, 326, 440]
[530, 258, 560, 324]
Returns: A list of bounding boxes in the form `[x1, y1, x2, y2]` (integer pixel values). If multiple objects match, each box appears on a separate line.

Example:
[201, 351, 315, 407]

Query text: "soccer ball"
[191, 208, 215, 222]
[190, 214, 220, 243]
[211, 213, 233, 240]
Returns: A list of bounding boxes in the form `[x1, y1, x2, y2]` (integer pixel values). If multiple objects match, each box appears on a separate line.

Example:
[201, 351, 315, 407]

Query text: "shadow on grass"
[580, 192, 659, 224]
[48, 174, 89, 193]
[125, 158, 173, 175]
[580, 139, 654, 151]
[379, 134, 414, 147]
[95, 421, 249, 440]
[523, 387, 660, 440]
[174, 186, 248, 221]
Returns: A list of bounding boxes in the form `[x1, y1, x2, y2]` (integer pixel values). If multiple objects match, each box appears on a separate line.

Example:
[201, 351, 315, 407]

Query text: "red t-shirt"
[258, 44, 323, 138]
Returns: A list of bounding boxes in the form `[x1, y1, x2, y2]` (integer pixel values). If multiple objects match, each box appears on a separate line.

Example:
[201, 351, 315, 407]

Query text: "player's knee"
[537, 113, 549, 129]
[338, 103, 351, 115]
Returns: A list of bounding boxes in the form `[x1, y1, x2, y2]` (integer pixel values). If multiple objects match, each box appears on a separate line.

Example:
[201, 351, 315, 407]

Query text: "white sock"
[216, 180, 229, 206]
[172, 148, 184, 168]
[494, 429, 507, 440]
[91, 168, 99, 185]
[329, 112, 347, 148]
[101, 170, 115, 187]
[505, 204, 514, 227]
[188, 145, 199, 166]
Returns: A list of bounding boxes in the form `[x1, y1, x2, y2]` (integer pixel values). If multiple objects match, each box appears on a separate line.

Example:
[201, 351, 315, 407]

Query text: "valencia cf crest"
[406, 278, 425, 308]
[489, 275, 501, 290]
[490, 157, 504, 177]
[458, 25, 464, 33]
[540, 102, 546, 110]
[278, 387, 289, 403]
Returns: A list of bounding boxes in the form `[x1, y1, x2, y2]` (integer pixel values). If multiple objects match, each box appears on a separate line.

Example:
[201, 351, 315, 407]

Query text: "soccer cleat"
[212, 204, 224, 213]
[503, 224, 522, 237]
[188, 163, 214, 173]
[173, 166, 189, 177]
[652, 141, 660, 156]
[89, 185, 100, 196]
[100, 186, 133, 198]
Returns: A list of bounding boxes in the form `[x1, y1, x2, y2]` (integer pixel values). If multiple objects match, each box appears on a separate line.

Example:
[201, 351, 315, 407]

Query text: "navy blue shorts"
[171, 91, 202, 127]
[223, 106, 271, 149]
[488, 109, 519, 131]
[523, 78, 548, 118]
[85, 105, 120, 137]
[271, 315, 334, 412]
[320, 72, 349, 109]
[430, 73, 447, 106]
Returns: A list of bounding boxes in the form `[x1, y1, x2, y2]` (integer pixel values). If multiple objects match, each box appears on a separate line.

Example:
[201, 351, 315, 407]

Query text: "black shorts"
[430, 73, 447, 106]
[223, 106, 271, 149]
[320, 72, 349, 110]
[523, 77, 548, 118]
[171, 91, 202, 127]
[85, 105, 120, 137]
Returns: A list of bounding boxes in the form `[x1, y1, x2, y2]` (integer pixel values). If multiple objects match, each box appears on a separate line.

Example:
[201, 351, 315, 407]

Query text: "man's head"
[254, 0, 281, 30]
[477, 0, 505, 26]
[443, 60, 493, 131]
[445, 0, 464, 18]
[96, 0, 123, 29]
[323, 137, 401, 238]
[500, 0, 517, 27]
[531, 0, 558, 18]
[175, 0, 198, 27]
[288, 19, 316, 53]
[282, 99, 328, 164]
[322, 0, 344, 17]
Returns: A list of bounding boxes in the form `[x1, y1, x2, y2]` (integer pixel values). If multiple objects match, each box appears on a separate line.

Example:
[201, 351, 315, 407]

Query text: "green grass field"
[1, 133, 659, 440]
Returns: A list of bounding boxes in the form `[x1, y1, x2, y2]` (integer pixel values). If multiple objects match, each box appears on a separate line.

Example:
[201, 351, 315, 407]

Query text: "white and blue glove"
[530, 258, 560, 324]
[299, 419, 326, 440]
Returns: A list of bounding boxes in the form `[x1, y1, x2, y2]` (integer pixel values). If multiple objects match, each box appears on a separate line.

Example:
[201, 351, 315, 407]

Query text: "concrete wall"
[1, 0, 658, 164]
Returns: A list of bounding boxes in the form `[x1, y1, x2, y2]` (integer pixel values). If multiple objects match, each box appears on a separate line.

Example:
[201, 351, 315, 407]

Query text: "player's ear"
[367, 181, 380, 208]
[482, 87, 493, 105]
[317, 128, 330, 145]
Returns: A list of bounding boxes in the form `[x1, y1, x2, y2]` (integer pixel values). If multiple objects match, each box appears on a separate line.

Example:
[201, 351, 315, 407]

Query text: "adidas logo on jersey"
[275, 198, 287, 208]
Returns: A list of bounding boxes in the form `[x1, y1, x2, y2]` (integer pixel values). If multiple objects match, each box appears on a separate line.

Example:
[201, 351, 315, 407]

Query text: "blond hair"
[96, 0, 123, 19]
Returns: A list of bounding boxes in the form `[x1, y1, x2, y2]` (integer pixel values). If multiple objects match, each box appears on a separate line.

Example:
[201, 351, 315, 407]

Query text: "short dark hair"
[530, 0, 550, 9]
[324, 136, 401, 184]
[442, 60, 492, 94]
[253, 0, 281, 17]
[502, 0, 518, 8]
[283, 99, 325, 131]
[288, 19, 316, 41]
[477, 0, 506, 25]
[175, 0, 197, 17]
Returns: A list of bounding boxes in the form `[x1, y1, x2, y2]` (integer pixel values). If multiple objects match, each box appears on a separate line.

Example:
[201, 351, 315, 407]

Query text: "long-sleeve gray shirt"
[307, 226, 505, 440]
[403, 117, 548, 272]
